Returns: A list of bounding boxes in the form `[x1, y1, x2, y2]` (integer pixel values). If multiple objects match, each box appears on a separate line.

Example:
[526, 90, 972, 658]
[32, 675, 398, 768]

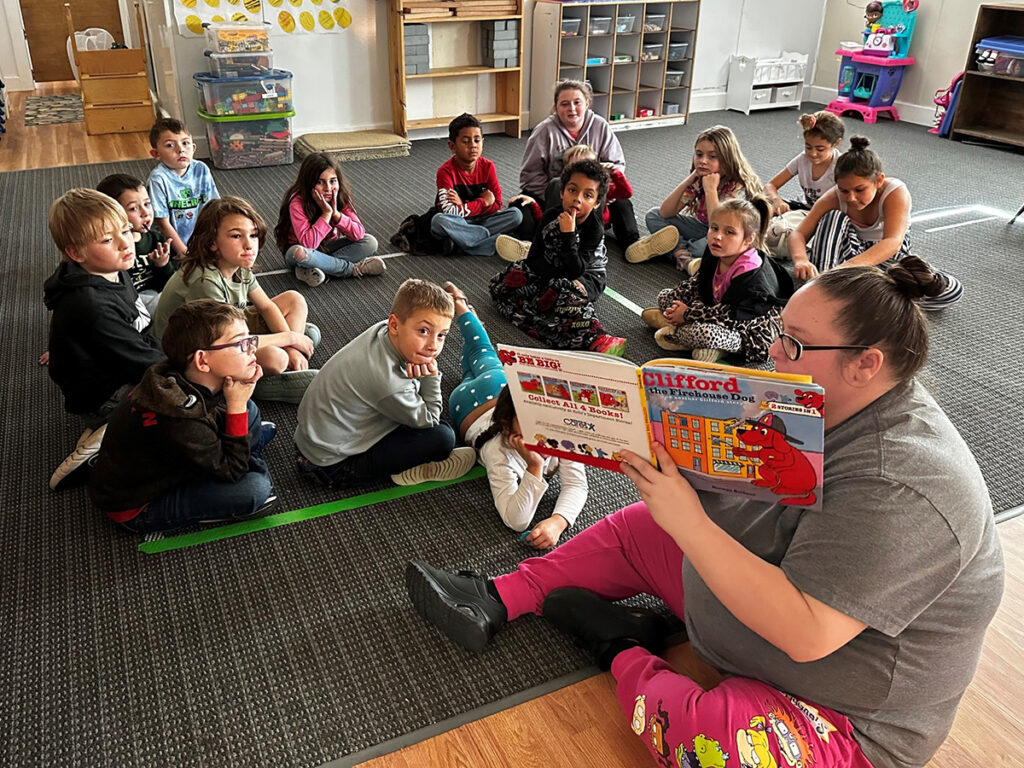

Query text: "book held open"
[498, 344, 826, 510]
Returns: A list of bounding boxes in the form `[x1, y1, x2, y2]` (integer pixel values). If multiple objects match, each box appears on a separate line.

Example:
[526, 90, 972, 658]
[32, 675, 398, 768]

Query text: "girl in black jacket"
[645, 198, 793, 369]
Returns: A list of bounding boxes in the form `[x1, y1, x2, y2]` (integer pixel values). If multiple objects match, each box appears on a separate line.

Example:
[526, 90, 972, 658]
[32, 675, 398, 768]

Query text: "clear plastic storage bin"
[193, 69, 293, 117]
[562, 18, 581, 37]
[668, 42, 690, 61]
[664, 71, 684, 88]
[641, 43, 664, 61]
[644, 13, 667, 32]
[975, 35, 1024, 77]
[590, 16, 612, 35]
[203, 21, 271, 53]
[616, 15, 636, 34]
[614, 53, 633, 63]
[199, 109, 294, 170]
[205, 50, 274, 78]
[663, 101, 680, 115]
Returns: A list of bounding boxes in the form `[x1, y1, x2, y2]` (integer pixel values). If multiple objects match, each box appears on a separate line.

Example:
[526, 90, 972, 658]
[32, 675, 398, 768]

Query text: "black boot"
[542, 587, 672, 670]
[406, 561, 508, 653]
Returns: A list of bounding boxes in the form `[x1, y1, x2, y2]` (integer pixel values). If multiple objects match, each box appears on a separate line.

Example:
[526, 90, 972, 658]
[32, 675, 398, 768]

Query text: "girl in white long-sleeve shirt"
[444, 282, 589, 549]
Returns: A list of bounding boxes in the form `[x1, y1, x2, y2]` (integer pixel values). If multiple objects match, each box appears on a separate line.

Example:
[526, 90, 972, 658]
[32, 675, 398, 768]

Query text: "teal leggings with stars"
[448, 311, 507, 435]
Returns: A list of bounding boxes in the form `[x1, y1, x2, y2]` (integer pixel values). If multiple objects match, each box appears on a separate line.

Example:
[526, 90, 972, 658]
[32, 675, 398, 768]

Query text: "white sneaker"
[391, 446, 477, 486]
[352, 256, 387, 277]
[692, 348, 726, 363]
[295, 266, 327, 287]
[50, 424, 106, 490]
[495, 234, 530, 262]
[686, 257, 702, 276]
[625, 226, 678, 264]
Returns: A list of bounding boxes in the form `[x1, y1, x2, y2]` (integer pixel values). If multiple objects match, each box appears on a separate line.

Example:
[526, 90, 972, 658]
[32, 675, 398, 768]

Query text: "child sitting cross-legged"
[294, 278, 476, 488]
[44, 188, 166, 490]
[489, 158, 627, 356]
[273, 151, 386, 287]
[152, 196, 319, 404]
[428, 112, 523, 256]
[642, 197, 793, 370]
[96, 173, 173, 315]
[88, 299, 279, 533]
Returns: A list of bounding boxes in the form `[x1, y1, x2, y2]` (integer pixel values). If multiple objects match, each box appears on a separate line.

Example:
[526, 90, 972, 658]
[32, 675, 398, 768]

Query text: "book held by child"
[497, 343, 825, 509]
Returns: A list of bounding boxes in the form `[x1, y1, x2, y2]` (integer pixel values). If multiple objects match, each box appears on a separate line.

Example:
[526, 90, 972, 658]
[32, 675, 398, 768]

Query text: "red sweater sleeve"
[607, 169, 633, 203]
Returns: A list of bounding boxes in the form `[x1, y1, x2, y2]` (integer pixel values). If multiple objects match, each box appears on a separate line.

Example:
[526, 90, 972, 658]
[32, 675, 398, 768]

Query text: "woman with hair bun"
[789, 136, 963, 310]
[408, 255, 1003, 768]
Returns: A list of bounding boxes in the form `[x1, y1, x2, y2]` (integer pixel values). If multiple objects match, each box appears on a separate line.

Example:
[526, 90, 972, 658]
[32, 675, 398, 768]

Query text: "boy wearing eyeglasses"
[88, 299, 279, 533]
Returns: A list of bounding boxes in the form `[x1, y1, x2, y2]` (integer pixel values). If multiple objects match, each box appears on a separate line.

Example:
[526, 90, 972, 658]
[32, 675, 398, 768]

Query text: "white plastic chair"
[66, 27, 115, 82]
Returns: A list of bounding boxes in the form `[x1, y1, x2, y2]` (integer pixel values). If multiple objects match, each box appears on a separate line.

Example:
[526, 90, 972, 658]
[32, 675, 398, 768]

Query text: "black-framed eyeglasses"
[203, 335, 259, 355]
[770, 321, 869, 362]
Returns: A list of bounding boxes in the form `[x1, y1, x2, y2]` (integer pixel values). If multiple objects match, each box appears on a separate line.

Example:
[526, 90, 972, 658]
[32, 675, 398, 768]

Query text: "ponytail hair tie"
[808, 114, 817, 129]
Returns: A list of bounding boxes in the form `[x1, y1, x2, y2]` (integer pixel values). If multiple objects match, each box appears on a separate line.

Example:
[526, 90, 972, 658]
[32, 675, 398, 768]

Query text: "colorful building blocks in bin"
[203, 21, 271, 53]
[194, 70, 293, 117]
[199, 109, 294, 170]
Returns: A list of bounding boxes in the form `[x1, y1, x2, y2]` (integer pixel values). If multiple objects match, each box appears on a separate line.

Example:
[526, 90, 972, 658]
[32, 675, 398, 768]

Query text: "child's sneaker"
[691, 348, 725, 363]
[654, 326, 687, 351]
[49, 424, 106, 490]
[625, 226, 677, 264]
[589, 334, 628, 357]
[304, 322, 321, 349]
[295, 266, 327, 287]
[641, 307, 670, 330]
[391, 446, 476, 486]
[352, 256, 387, 278]
[686, 257, 702, 276]
[496, 234, 530, 262]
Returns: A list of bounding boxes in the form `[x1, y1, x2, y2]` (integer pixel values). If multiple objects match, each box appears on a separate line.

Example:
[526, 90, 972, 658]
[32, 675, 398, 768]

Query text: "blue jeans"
[284, 234, 379, 277]
[644, 208, 709, 258]
[430, 208, 523, 256]
[296, 422, 456, 488]
[448, 311, 506, 435]
[121, 401, 273, 533]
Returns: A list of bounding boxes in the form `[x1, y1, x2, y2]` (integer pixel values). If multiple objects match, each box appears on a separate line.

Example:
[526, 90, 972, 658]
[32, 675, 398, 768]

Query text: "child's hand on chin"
[405, 360, 438, 378]
[223, 365, 262, 407]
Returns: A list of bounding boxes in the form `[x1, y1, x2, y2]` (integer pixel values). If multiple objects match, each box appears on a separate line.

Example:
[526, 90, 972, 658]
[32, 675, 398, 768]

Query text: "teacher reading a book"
[406, 256, 1004, 768]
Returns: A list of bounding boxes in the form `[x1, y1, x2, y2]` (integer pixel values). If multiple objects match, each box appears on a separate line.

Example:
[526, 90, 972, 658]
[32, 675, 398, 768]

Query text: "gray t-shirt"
[294, 320, 443, 466]
[151, 265, 259, 339]
[685, 379, 1004, 768]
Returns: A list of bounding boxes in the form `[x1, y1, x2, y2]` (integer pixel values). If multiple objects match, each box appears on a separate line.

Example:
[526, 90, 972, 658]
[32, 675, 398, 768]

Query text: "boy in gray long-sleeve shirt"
[294, 279, 476, 488]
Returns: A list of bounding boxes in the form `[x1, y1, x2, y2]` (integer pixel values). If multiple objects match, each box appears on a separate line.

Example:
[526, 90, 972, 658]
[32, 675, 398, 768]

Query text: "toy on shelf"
[928, 71, 963, 135]
[826, 0, 917, 123]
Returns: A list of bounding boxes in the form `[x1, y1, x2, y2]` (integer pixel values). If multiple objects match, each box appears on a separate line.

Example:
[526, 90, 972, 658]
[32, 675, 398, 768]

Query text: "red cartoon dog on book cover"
[733, 412, 817, 506]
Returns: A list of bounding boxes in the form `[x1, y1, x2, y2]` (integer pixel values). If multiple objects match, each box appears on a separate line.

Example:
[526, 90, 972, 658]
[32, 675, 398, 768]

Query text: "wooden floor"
[0, 81, 152, 172]
[359, 516, 1024, 768]
[2, 106, 1020, 768]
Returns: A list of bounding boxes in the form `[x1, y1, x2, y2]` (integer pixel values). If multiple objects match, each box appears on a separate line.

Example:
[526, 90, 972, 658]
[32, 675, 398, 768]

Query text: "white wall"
[810, 0, 983, 126]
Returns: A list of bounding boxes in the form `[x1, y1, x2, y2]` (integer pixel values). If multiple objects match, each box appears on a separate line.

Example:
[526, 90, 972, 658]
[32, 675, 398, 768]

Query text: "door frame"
[2, 0, 139, 91]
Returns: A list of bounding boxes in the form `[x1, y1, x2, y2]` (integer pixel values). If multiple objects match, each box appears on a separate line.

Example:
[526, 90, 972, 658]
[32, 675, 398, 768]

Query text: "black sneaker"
[542, 587, 672, 670]
[199, 494, 279, 525]
[252, 421, 277, 459]
[406, 561, 507, 653]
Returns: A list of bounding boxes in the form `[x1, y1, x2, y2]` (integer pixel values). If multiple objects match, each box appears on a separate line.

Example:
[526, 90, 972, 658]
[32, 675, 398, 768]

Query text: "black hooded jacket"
[43, 261, 164, 415]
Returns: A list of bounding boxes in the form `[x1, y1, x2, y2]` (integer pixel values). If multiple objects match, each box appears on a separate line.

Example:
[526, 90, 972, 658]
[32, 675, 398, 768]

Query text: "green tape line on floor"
[138, 465, 487, 554]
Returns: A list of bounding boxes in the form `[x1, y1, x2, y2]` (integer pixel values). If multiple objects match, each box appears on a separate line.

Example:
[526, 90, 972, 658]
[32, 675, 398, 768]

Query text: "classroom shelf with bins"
[388, 0, 524, 137]
[530, 0, 699, 128]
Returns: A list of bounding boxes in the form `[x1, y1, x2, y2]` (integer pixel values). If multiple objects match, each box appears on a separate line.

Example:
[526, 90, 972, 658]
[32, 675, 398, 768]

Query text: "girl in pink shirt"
[273, 152, 385, 287]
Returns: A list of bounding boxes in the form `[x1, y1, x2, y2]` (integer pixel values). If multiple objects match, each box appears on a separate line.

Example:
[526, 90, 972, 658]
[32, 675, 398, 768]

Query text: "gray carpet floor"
[0, 105, 1021, 767]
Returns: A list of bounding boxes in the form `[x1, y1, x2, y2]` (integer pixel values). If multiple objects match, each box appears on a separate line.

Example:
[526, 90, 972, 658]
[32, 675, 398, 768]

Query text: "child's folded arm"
[482, 450, 549, 532]
[163, 417, 252, 482]
[608, 169, 633, 200]
[374, 376, 443, 429]
[288, 195, 333, 249]
[552, 458, 588, 527]
[334, 206, 366, 242]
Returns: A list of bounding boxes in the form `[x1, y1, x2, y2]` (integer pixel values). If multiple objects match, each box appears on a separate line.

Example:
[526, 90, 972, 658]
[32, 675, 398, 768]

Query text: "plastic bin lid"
[205, 49, 271, 58]
[977, 35, 1024, 54]
[202, 20, 271, 29]
[198, 108, 296, 122]
[193, 68, 293, 84]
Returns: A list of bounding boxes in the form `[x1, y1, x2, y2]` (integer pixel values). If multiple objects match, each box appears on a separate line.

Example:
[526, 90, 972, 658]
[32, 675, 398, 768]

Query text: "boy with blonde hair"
[43, 188, 165, 489]
[148, 117, 219, 258]
[295, 278, 476, 488]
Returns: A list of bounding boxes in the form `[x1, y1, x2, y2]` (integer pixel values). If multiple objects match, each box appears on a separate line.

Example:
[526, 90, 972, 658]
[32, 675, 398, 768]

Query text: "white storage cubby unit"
[726, 52, 808, 115]
[530, 0, 700, 129]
